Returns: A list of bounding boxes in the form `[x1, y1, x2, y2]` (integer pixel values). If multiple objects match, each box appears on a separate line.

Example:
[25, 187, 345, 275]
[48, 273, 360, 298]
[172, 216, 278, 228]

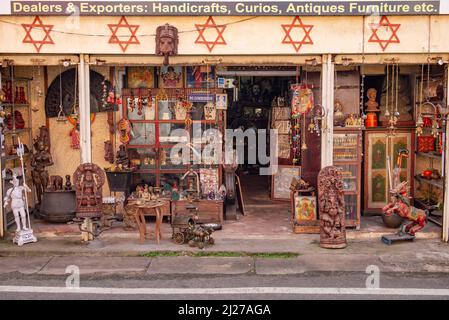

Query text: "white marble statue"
[3, 174, 31, 232]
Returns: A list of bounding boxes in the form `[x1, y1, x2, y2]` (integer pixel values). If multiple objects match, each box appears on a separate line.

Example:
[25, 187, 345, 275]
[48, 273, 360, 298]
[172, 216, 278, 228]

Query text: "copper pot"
[381, 212, 404, 228]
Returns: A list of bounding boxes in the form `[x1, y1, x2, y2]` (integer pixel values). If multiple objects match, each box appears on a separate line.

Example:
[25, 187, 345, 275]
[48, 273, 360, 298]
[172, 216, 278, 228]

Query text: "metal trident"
[17, 137, 31, 229]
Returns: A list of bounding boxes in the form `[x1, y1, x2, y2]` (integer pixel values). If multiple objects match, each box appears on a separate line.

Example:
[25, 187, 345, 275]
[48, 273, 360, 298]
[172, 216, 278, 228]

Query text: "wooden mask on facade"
[156, 24, 179, 66]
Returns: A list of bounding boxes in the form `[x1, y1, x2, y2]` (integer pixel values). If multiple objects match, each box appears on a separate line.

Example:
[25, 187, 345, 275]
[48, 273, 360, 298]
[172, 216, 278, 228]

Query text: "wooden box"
[172, 200, 224, 224]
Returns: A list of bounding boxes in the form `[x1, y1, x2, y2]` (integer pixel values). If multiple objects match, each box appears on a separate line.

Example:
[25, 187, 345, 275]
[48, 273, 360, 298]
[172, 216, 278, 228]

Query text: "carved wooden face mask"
[156, 24, 179, 66]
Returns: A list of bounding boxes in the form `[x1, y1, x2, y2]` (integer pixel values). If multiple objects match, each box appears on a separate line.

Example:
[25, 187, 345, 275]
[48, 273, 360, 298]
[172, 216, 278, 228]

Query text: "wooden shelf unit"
[333, 127, 363, 229]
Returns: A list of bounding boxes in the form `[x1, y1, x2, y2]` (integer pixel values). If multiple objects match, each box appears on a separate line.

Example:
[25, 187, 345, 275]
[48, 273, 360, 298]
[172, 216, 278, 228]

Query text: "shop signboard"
[0, 1, 445, 16]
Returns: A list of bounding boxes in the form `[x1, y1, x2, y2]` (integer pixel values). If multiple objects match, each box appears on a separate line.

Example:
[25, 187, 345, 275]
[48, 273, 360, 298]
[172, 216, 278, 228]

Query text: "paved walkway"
[1, 242, 449, 276]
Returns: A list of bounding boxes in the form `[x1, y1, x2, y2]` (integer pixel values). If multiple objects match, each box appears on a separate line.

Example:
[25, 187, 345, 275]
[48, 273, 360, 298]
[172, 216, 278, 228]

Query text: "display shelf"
[416, 151, 442, 160]
[1, 104, 30, 108]
[3, 128, 31, 135]
[122, 86, 225, 187]
[333, 128, 363, 228]
[1, 74, 34, 235]
[1, 153, 30, 161]
[414, 175, 444, 189]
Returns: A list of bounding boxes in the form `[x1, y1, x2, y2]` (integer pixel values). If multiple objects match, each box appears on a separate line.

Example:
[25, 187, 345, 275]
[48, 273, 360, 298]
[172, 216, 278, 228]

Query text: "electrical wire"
[0, 16, 259, 38]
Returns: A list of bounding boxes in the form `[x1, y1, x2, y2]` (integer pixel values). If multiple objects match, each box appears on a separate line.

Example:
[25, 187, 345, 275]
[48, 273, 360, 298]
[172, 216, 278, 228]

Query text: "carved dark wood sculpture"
[48, 175, 63, 191]
[73, 163, 105, 219]
[115, 144, 129, 168]
[318, 166, 347, 249]
[45, 69, 113, 117]
[31, 127, 54, 206]
[156, 24, 179, 66]
[104, 141, 114, 164]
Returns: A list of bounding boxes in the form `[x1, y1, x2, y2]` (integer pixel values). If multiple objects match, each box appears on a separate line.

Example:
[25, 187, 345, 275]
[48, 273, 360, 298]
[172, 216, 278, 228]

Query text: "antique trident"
[17, 137, 31, 230]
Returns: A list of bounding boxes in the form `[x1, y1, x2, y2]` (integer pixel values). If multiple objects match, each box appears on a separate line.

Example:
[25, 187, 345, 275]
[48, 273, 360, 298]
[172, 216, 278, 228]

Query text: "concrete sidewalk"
[0, 238, 448, 275]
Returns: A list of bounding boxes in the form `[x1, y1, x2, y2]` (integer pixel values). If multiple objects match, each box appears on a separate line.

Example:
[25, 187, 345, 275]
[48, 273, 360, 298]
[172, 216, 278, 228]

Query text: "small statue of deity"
[365, 88, 380, 113]
[31, 129, 54, 206]
[73, 163, 105, 218]
[4, 174, 31, 232]
[115, 144, 129, 169]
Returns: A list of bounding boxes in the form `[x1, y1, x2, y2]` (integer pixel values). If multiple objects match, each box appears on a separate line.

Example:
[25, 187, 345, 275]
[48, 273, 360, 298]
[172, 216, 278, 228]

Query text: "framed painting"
[271, 165, 301, 201]
[126, 67, 155, 88]
[186, 66, 216, 88]
[159, 66, 183, 88]
[294, 195, 317, 224]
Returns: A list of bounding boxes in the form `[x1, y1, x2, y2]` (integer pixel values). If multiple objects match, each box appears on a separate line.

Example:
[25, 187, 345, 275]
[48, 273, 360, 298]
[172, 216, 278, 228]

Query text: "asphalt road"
[0, 272, 448, 300]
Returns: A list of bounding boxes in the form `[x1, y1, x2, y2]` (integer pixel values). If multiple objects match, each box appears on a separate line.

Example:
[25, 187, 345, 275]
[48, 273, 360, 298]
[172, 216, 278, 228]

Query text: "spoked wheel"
[173, 232, 185, 244]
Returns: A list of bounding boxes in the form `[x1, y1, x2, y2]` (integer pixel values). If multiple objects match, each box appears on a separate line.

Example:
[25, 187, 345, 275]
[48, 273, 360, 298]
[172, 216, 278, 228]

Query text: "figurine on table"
[4, 174, 31, 233]
[115, 144, 129, 169]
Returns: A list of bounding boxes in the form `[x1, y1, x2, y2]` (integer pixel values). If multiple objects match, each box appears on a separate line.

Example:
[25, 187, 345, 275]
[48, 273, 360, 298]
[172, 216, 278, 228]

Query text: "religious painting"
[186, 66, 216, 88]
[393, 139, 408, 169]
[271, 165, 301, 200]
[371, 139, 386, 169]
[159, 66, 183, 88]
[126, 67, 154, 88]
[294, 195, 317, 223]
[372, 172, 387, 203]
[216, 93, 228, 110]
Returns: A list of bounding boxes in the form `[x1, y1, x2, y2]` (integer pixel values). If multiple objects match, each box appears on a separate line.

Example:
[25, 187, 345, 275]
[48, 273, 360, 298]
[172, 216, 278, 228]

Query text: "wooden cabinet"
[172, 200, 224, 224]
[333, 128, 362, 228]
[363, 128, 415, 214]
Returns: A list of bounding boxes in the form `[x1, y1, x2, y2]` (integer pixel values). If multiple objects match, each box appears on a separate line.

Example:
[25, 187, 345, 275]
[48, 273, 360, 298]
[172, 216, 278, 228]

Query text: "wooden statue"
[115, 144, 129, 168]
[31, 128, 54, 206]
[383, 181, 427, 236]
[73, 163, 105, 219]
[104, 141, 114, 164]
[318, 166, 347, 249]
[156, 24, 179, 66]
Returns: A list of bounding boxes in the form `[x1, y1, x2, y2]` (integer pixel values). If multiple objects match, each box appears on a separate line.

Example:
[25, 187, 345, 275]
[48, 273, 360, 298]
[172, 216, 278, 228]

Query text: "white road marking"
[0, 286, 448, 296]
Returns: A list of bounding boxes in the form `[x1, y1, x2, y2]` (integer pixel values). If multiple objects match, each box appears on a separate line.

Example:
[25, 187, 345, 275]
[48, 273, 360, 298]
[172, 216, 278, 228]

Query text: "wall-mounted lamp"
[1, 59, 14, 68]
[341, 57, 353, 66]
[305, 58, 318, 66]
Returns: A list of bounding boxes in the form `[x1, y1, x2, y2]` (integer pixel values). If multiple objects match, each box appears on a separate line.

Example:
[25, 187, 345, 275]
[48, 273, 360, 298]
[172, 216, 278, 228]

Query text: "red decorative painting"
[21, 16, 54, 53]
[281, 16, 314, 53]
[195, 16, 227, 52]
[368, 16, 401, 51]
[108, 16, 140, 52]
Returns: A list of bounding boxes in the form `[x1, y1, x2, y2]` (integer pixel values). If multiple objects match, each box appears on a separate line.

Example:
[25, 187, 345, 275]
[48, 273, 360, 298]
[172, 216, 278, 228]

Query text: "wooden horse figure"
[382, 181, 427, 236]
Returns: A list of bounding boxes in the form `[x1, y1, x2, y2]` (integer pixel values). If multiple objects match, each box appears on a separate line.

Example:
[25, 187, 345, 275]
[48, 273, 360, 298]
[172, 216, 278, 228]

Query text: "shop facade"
[1, 1, 449, 242]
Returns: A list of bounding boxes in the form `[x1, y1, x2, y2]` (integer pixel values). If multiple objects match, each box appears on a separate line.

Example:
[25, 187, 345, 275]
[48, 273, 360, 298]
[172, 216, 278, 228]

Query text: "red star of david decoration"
[21, 16, 54, 53]
[108, 16, 140, 52]
[195, 16, 227, 52]
[368, 16, 401, 51]
[281, 16, 314, 53]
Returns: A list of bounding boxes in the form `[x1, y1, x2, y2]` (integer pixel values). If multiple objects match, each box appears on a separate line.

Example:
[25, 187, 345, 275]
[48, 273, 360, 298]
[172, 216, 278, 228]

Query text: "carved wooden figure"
[31, 127, 53, 206]
[156, 24, 179, 66]
[104, 140, 114, 164]
[318, 166, 347, 249]
[382, 181, 427, 236]
[73, 163, 105, 219]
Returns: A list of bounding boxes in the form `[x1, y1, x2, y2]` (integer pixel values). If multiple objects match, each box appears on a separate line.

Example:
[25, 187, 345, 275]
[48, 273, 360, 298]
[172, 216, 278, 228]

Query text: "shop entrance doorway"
[221, 66, 322, 225]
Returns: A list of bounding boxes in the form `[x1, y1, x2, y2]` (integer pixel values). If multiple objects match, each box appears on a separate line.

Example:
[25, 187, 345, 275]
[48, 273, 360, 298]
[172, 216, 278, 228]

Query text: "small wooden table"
[127, 199, 169, 244]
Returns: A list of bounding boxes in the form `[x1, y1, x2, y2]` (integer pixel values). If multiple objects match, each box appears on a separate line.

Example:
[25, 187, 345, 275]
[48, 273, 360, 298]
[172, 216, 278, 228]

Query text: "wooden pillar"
[79, 54, 92, 164]
[443, 65, 449, 242]
[321, 54, 334, 168]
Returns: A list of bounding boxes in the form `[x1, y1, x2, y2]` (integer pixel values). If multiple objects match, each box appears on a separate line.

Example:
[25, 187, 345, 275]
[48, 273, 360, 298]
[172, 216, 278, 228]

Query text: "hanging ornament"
[118, 118, 131, 144]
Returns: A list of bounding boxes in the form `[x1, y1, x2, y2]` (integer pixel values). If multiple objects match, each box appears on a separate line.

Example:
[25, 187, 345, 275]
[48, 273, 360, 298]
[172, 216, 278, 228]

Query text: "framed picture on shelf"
[293, 195, 317, 224]
[186, 66, 215, 88]
[126, 67, 154, 88]
[159, 66, 183, 88]
[216, 93, 228, 110]
[271, 165, 301, 200]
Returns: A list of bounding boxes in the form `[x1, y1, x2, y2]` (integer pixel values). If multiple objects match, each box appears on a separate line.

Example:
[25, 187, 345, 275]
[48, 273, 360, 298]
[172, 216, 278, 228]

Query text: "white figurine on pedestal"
[3, 138, 38, 246]
[4, 174, 30, 231]
[3, 174, 37, 246]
